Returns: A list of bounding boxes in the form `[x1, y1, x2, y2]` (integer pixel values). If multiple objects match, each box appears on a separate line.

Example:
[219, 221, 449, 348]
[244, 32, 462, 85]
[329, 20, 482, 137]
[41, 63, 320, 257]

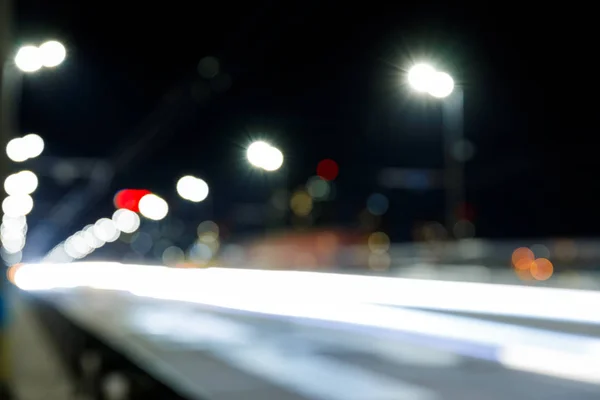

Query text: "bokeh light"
[114, 189, 151, 213]
[531, 258, 554, 281]
[316, 159, 339, 181]
[407, 63, 435, 93]
[4, 170, 38, 196]
[368, 232, 390, 254]
[428, 71, 454, 98]
[306, 176, 330, 201]
[39, 40, 67, 68]
[290, 190, 313, 217]
[112, 209, 141, 234]
[14, 45, 42, 73]
[176, 175, 209, 202]
[512, 247, 534, 270]
[2, 194, 34, 217]
[138, 193, 169, 221]
[22, 134, 45, 159]
[93, 218, 120, 243]
[366, 193, 389, 216]
[247, 141, 284, 171]
[162, 246, 185, 266]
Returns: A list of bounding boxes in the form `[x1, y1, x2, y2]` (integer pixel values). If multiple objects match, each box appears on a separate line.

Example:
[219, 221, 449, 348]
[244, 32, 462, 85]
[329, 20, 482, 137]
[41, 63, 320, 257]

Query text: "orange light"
[512, 247, 534, 270]
[6, 263, 22, 284]
[531, 258, 553, 281]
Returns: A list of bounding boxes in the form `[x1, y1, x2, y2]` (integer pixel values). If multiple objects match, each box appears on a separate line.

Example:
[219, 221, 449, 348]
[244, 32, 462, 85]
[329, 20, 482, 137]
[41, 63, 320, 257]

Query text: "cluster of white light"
[44, 209, 141, 262]
[6, 133, 44, 163]
[1, 170, 40, 264]
[138, 193, 169, 221]
[14, 41, 66, 73]
[0, 215, 28, 264]
[407, 63, 455, 99]
[11, 263, 600, 384]
[246, 141, 284, 172]
[176, 175, 209, 203]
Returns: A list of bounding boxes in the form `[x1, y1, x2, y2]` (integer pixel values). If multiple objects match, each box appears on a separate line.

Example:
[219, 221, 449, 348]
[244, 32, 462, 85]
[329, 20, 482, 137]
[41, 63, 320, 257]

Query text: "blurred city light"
[22, 133, 45, 158]
[290, 190, 313, 217]
[39, 40, 67, 68]
[1, 215, 28, 257]
[4, 170, 38, 196]
[316, 159, 339, 181]
[138, 193, 169, 221]
[306, 176, 330, 201]
[407, 63, 436, 93]
[112, 209, 141, 233]
[407, 63, 455, 98]
[176, 175, 209, 202]
[247, 141, 284, 171]
[14, 45, 43, 73]
[366, 193, 389, 216]
[15, 41, 66, 72]
[262, 147, 284, 171]
[2, 194, 34, 217]
[429, 71, 455, 98]
[93, 218, 120, 243]
[6, 134, 44, 162]
[162, 246, 185, 266]
[113, 189, 151, 212]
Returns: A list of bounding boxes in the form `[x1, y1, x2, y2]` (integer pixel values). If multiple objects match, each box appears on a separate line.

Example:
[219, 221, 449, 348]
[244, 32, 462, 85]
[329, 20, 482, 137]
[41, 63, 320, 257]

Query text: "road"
[12, 262, 600, 399]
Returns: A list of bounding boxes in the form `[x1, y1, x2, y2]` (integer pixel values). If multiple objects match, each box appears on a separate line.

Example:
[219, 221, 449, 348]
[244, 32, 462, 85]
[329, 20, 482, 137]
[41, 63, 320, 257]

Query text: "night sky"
[12, 1, 598, 251]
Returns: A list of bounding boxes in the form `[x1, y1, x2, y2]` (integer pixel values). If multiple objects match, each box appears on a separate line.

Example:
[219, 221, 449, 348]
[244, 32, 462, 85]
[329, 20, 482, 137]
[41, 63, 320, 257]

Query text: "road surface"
[32, 286, 600, 400]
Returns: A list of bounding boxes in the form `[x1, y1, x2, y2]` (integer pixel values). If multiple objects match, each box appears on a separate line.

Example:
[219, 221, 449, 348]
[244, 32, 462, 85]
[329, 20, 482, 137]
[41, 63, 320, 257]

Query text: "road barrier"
[26, 293, 192, 400]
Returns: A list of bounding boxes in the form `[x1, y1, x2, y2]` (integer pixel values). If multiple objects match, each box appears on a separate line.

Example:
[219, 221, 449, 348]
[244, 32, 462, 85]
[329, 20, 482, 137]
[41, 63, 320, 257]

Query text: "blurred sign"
[378, 168, 442, 190]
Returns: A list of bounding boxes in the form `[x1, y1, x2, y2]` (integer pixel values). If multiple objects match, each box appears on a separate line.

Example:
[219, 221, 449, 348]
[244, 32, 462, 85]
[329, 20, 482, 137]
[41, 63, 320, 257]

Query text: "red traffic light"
[113, 189, 151, 212]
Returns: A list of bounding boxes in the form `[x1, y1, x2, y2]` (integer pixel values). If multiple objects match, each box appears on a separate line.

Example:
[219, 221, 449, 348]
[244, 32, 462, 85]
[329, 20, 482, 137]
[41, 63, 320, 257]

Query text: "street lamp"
[407, 63, 465, 237]
[247, 141, 284, 171]
[138, 193, 169, 221]
[14, 40, 66, 73]
[407, 63, 455, 98]
[176, 175, 209, 202]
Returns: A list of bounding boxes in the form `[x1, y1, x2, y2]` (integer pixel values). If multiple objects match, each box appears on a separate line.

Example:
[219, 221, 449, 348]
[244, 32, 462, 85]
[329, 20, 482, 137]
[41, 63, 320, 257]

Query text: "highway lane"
[33, 287, 600, 400]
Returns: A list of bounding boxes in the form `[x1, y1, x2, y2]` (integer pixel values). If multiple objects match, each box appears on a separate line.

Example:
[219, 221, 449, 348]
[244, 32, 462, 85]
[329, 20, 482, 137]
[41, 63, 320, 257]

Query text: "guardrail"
[25, 293, 191, 400]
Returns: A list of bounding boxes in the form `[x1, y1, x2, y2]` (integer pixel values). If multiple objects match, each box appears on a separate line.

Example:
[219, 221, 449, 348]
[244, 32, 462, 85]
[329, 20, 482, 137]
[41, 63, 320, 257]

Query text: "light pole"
[407, 63, 465, 237]
[246, 141, 287, 229]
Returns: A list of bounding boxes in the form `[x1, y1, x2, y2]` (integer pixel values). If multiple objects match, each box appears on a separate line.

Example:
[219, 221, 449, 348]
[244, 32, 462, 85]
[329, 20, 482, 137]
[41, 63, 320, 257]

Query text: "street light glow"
[22, 134, 45, 158]
[4, 171, 38, 196]
[176, 175, 209, 202]
[39, 40, 66, 68]
[14, 41, 66, 72]
[6, 134, 44, 162]
[262, 146, 284, 171]
[429, 71, 455, 99]
[2, 194, 34, 217]
[408, 63, 436, 93]
[6, 138, 29, 162]
[247, 141, 284, 171]
[408, 63, 455, 98]
[14, 45, 43, 73]
[138, 193, 169, 221]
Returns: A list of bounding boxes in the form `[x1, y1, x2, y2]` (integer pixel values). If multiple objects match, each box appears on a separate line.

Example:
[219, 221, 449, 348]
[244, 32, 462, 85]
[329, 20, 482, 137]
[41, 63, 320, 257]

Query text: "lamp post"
[247, 141, 288, 229]
[407, 63, 465, 236]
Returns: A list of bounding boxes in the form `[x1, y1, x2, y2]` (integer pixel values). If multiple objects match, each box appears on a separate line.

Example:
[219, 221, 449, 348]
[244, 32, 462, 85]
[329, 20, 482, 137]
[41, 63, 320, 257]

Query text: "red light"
[113, 189, 151, 212]
[317, 159, 339, 181]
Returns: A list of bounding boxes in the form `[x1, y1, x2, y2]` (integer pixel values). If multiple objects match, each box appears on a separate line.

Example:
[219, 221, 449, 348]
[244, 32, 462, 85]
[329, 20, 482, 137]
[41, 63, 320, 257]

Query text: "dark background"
[13, 1, 597, 245]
